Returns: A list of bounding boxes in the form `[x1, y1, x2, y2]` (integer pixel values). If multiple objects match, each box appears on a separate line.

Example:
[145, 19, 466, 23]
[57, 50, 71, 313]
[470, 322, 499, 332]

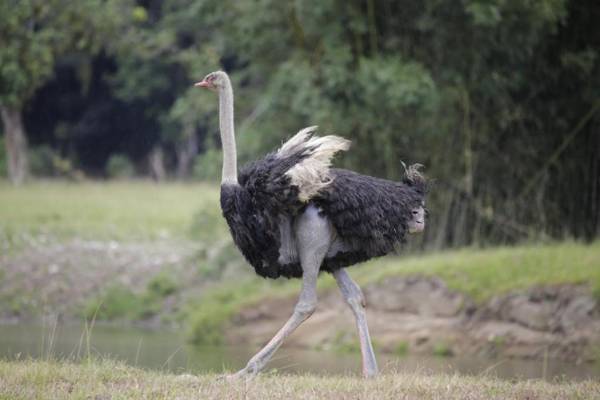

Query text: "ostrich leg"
[228, 205, 332, 378]
[333, 268, 379, 377]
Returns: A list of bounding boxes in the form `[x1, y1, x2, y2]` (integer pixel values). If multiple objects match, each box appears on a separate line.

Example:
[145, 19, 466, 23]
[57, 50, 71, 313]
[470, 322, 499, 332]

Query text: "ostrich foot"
[217, 360, 268, 382]
[217, 370, 249, 382]
[217, 370, 252, 382]
[363, 359, 379, 378]
[218, 361, 261, 382]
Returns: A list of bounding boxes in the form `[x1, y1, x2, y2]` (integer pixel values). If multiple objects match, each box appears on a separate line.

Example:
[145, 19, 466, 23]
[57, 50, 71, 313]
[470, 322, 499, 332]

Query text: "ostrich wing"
[240, 126, 351, 213]
[315, 168, 427, 267]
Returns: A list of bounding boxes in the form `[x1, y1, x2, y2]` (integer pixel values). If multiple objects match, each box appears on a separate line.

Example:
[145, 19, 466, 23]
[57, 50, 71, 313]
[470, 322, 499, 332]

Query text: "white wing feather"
[277, 126, 351, 202]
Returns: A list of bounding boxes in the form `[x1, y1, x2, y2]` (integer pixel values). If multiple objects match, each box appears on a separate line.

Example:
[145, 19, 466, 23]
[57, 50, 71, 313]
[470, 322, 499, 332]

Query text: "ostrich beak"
[194, 80, 210, 88]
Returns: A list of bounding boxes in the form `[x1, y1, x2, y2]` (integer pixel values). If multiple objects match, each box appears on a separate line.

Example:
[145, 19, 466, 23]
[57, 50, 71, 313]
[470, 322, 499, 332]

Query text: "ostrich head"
[408, 201, 426, 234]
[194, 71, 228, 92]
[402, 162, 427, 234]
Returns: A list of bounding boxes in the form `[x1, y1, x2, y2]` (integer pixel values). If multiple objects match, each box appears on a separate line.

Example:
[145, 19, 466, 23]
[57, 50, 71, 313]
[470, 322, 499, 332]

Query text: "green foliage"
[331, 331, 379, 354]
[395, 341, 410, 357]
[194, 243, 243, 280]
[106, 154, 135, 179]
[28, 145, 56, 177]
[185, 286, 245, 346]
[590, 345, 600, 364]
[146, 272, 178, 298]
[192, 148, 221, 182]
[83, 284, 141, 321]
[433, 342, 453, 357]
[0, 0, 115, 107]
[333, 331, 356, 353]
[185, 280, 294, 346]
[331, 331, 361, 354]
[82, 272, 179, 321]
[0, 287, 34, 317]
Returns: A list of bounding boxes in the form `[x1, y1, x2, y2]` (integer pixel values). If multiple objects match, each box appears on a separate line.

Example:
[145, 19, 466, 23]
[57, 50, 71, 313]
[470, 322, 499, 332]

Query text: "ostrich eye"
[412, 210, 418, 215]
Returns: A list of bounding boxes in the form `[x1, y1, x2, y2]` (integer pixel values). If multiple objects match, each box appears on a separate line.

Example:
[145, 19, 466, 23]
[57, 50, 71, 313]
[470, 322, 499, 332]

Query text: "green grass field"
[0, 179, 222, 240]
[351, 241, 600, 302]
[1, 359, 597, 400]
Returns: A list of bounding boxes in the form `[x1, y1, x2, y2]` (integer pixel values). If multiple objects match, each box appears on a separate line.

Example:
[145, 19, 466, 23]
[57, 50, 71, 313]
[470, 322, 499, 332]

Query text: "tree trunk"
[0, 105, 28, 185]
[175, 128, 198, 180]
[148, 146, 166, 182]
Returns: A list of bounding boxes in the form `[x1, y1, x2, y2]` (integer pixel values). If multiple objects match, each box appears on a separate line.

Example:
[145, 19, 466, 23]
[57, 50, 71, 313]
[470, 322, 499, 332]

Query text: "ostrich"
[195, 71, 427, 378]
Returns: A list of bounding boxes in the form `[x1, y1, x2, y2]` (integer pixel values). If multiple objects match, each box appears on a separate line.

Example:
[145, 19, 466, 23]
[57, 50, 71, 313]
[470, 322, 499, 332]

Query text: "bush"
[28, 145, 84, 179]
[83, 284, 142, 321]
[82, 272, 179, 321]
[395, 341, 409, 356]
[433, 342, 453, 357]
[106, 154, 135, 179]
[29, 145, 57, 176]
[186, 281, 269, 346]
[147, 272, 177, 298]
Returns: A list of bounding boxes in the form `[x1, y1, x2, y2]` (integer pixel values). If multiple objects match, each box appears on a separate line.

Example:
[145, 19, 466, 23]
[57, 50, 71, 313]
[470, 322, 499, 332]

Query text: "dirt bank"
[229, 276, 600, 362]
[0, 238, 207, 323]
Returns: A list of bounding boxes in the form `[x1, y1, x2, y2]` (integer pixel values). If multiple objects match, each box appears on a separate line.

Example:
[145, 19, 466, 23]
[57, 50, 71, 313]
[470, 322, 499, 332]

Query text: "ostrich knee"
[347, 295, 367, 315]
[294, 300, 317, 321]
[338, 274, 367, 311]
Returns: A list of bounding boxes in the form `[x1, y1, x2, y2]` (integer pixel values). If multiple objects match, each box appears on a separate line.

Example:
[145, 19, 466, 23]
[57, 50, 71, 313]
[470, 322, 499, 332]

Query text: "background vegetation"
[1, 0, 598, 250]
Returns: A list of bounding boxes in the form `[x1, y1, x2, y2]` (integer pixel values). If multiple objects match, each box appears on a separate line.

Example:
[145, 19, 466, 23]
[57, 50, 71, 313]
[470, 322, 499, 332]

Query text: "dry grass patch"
[0, 359, 598, 400]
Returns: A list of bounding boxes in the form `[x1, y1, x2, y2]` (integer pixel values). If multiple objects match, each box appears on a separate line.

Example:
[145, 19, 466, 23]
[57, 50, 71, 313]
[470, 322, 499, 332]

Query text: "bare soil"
[230, 276, 600, 362]
[0, 237, 204, 323]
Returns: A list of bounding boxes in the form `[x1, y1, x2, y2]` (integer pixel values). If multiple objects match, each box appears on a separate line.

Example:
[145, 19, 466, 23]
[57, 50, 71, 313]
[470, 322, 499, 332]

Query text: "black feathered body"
[220, 150, 427, 279]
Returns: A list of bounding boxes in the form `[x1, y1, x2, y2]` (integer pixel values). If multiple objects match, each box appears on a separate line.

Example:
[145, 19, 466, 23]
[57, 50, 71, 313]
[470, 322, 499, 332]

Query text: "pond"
[1, 322, 598, 380]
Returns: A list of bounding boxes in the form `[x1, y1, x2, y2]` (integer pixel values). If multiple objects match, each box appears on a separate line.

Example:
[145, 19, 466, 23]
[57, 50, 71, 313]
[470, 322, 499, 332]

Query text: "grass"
[186, 241, 600, 345]
[349, 240, 600, 303]
[395, 341, 409, 357]
[0, 179, 224, 243]
[0, 359, 598, 400]
[432, 342, 454, 357]
[81, 273, 179, 321]
[186, 279, 297, 345]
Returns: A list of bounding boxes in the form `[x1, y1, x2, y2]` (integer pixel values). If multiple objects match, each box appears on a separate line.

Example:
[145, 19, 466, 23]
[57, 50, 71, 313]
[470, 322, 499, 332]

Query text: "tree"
[0, 0, 116, 184]
[108, 0, 223, 179]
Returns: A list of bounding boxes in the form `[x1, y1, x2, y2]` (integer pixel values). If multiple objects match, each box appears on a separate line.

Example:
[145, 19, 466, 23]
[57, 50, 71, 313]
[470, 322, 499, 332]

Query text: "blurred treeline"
[1, 0, 598, 247]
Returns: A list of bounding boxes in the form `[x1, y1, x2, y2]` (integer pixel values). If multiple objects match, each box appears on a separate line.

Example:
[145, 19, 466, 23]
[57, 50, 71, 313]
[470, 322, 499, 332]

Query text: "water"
[1, 322, 598, 380]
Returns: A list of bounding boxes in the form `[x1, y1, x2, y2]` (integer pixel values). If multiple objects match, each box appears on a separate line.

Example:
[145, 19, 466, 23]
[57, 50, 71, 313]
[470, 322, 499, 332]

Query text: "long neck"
[218, 76, 238, 185]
